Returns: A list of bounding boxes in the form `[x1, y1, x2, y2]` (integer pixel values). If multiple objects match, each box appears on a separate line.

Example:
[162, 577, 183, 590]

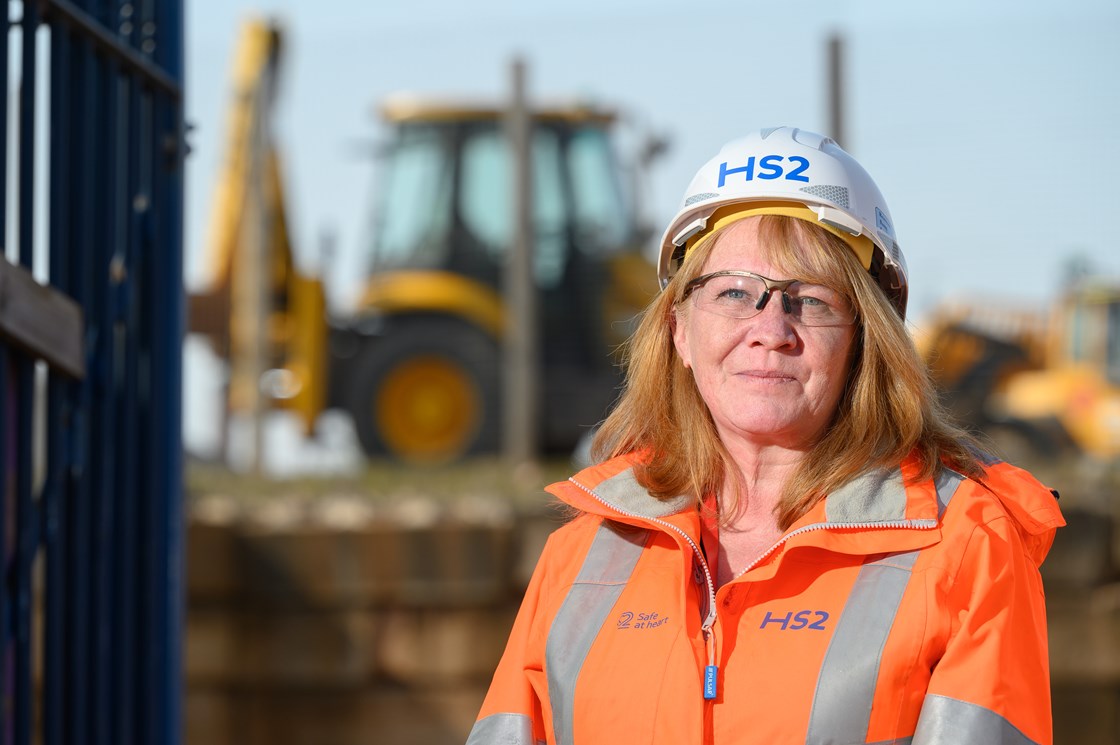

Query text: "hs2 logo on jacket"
[759, 609, 831, 631]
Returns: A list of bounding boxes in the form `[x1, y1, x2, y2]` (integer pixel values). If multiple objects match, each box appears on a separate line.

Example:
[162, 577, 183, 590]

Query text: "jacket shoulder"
[971, 460, 1065, 535]
[943, 460, 1065, 568]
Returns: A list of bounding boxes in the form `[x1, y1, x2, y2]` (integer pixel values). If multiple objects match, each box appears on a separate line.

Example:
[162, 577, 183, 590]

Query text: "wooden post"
[827, 33, 846, 150]
[229, 73, 273, 475]
[502, 57, 538, 467]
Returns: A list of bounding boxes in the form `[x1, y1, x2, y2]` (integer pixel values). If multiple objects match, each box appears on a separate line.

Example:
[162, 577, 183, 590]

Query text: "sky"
[182, 0, 1120, 463]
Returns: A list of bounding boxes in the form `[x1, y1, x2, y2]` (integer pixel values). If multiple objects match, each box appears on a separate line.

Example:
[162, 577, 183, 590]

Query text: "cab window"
[369, 125, 453, 270]
[459, 126, 568, 288]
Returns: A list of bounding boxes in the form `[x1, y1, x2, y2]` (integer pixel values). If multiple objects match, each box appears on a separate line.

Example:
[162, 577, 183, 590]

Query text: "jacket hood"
[973, 459, 1065, 566]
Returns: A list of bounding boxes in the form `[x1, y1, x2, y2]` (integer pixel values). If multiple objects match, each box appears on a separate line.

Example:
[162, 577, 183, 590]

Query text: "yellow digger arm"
[188, 18, 328, 437]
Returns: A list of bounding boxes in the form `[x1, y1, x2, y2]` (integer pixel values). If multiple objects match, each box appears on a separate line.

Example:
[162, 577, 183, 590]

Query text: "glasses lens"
[691, 273, 853, 326]
[785, 285, 853, 326]
[694, 274, 768, 319]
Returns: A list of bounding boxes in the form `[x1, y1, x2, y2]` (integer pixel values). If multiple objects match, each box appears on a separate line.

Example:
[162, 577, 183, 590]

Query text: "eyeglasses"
[682, 270, 855, 327]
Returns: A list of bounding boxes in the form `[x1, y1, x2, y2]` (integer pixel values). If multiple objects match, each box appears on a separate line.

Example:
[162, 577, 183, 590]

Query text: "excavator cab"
[330, 98, 659, 462]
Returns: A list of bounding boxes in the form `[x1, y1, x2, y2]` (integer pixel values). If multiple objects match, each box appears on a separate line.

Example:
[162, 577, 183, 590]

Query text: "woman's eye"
[717, 288, 755, 303]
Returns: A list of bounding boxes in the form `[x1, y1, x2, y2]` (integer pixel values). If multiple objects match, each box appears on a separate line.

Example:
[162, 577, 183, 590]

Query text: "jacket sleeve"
[913, 511, 1055, 745]
[465, 529, 561, 745]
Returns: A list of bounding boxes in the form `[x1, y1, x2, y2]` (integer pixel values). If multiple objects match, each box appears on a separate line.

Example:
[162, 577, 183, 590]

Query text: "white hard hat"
[658, 126, 908, 317]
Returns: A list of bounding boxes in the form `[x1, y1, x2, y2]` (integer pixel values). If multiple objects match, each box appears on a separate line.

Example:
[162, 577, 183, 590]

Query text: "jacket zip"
[733, 517, 938, 579]
[568, 477, 721, 699]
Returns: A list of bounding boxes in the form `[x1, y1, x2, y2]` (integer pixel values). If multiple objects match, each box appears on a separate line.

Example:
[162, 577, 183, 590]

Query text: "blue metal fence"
[0, 0, 185, 743]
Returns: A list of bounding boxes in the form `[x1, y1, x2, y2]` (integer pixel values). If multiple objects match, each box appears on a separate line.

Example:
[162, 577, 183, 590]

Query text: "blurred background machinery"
[919, 280, 1120, 464]
[187, 20, 659, 466]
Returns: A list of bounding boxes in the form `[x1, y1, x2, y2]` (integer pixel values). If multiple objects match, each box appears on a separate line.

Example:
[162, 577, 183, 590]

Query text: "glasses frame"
[681, 270, 856, 326]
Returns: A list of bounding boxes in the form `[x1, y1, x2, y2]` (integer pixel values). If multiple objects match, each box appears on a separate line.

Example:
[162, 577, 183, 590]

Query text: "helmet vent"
[799, 184, 849, 209]
[684, 192, 719, 207]
[890, 240, 902, 262]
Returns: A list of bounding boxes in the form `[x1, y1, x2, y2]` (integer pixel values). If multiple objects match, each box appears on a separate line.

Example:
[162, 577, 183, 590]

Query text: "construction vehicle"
[917, 280, 1120, 463]
[188, 19, 660, 464]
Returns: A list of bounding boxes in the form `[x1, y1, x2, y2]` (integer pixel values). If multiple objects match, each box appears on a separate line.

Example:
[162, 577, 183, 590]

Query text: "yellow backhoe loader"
[189, 19, 659, 463]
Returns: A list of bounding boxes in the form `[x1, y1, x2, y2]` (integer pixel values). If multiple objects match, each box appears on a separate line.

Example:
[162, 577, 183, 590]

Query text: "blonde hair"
[592, 215, 985, 530]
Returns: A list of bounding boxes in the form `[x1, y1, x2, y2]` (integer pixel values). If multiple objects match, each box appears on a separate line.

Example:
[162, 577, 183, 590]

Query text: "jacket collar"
[550, 451, 943, 530]
[549, 451, 1063, 567]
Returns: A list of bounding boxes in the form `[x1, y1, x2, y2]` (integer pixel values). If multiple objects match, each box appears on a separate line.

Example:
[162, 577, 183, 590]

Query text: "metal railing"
[0, 0, 185, 742]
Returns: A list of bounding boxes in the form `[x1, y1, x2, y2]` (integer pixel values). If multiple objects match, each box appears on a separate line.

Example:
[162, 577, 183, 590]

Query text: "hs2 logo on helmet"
[717, 156, 811, 187]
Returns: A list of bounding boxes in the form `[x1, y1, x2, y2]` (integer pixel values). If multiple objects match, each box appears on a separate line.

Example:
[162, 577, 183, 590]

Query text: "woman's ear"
[671, 306, 692, 369]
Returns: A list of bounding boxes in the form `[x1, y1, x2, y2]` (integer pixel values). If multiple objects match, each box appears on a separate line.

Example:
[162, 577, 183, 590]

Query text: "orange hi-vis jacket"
[467, 451, 1065, 745]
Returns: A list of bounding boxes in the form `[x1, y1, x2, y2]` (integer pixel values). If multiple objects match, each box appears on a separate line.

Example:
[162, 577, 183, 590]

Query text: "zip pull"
[704, 665, 718, 700]
[703, 627, 718, 700]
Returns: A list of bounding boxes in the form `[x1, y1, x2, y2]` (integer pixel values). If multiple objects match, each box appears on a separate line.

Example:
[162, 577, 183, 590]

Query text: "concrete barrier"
[186, 495, 556, 745]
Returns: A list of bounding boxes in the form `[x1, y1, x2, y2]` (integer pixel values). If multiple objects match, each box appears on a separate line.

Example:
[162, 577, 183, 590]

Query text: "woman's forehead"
[703, 219, 784, 273]
[701, 215, 842, 287]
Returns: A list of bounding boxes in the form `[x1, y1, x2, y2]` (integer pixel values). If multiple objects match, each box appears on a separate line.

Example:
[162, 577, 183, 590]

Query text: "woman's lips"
[739, 369, 797, 382]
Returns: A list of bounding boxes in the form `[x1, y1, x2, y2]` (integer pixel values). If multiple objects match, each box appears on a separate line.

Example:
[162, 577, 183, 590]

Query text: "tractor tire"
[347, 318, 500, 463]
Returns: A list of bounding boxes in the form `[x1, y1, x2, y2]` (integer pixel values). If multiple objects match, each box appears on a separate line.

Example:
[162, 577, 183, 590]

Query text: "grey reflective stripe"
[825, 467, 908, 523]
[545, 523, 647, 745]
[465, 712, 542, 745]
[934, 467, 965, 519]
[805, 549, 921, 744]
[914, 694, 1040, 745]
[868, 739, 912, 745]
[582, 469, 693, 518]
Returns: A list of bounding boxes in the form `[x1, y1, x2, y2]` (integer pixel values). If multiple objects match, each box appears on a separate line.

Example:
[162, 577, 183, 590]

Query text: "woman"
[467, 127, 1064, 744]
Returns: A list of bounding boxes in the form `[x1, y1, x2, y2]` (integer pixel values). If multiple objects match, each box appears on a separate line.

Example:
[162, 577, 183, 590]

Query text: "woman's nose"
[745, 293, 797, 348]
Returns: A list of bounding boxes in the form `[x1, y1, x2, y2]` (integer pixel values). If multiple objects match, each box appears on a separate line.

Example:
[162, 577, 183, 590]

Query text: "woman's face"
[672, 217, 857, 451]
